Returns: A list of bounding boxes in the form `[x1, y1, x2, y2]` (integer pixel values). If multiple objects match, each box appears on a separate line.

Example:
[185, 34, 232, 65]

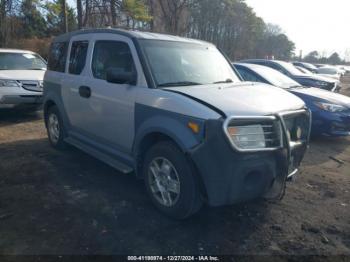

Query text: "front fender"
[133, 104, 206, 155]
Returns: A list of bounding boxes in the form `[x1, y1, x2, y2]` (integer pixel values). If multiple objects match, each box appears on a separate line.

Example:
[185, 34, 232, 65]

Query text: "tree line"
[302, 50, 349, 65]
[0, 0, 296, 60]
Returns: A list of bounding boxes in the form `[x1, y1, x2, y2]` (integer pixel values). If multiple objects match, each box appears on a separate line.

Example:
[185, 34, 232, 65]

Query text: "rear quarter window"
[47, 42, 68, 72]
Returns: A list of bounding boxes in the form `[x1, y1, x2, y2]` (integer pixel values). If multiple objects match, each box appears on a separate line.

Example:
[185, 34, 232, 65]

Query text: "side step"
[65, 137, 134, 174]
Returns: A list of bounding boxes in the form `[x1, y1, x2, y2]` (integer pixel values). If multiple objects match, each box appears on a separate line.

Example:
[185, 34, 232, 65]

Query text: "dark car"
[234, 63, 350, 137]
[292, 61, 318, 73]
[239, 59, 340, 92]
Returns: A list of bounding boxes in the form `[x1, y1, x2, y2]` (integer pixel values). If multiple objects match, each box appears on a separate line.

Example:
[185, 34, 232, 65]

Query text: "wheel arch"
[133, 130, 208, 201]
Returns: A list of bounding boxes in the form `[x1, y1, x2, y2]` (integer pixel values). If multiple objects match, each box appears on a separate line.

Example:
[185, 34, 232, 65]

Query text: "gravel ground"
[0, 76, 350, 260]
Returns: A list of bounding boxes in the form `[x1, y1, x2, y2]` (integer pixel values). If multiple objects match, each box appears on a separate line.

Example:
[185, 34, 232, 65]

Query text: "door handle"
[79, 86, 91, 98]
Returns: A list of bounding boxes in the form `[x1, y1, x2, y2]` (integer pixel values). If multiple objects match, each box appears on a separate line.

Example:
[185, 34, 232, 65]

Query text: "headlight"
[227, 125, 266, 149]
[225, 119, 283, 151]
[314, 102, 346, 112]
[0, 79, 21, 87]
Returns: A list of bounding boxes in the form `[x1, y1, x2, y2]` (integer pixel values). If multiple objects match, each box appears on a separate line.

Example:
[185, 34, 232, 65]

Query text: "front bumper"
[0, 84, 43, 108]
[312, 110, 350, 137]
[0, 95, 43, 107]
[189, 110, 310, 206]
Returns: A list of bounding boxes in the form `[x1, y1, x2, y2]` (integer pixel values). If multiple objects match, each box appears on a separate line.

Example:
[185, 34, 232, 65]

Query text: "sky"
[245, 0, 350, 60]
[66, 0, 350, 60]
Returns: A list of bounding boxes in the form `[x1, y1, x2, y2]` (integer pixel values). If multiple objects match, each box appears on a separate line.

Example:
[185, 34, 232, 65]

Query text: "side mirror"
[106, 68, 136, 85]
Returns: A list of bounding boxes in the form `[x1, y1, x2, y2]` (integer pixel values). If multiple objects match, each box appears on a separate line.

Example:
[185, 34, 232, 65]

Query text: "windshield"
[253, 65, 300, 89]
[140, 40, 240, 87]
[0, 52, 47, 70]
[278, 61, 304, 75]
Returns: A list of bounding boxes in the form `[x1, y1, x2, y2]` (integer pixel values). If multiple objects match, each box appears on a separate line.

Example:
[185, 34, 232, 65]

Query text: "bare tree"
[0, 0, 7, 46]
[60, 0, 68, 32]
[77, 0, 83, 29]
[149, 0, 191, 35]
[83, 0, 89, 26]
[110, 0, 117, 26]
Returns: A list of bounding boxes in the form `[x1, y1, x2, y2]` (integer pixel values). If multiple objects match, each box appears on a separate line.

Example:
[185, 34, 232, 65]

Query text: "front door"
[71, 34, 145, 155]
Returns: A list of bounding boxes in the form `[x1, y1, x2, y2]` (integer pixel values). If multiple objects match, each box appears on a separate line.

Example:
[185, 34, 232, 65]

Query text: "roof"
[0, 48, 35, 54]
[53, 28, 212, 46]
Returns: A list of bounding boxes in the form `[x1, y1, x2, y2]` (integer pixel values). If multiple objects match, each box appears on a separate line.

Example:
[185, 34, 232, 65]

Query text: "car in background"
[240, 59, 340, 92]
[335, 65, 347, 75]
[234, 62, 350, 137]
[314, 64, 329, 68]
[0, 49, 46, 110]
[293, 61, 318, 73]
[295, 65, 342, 83]
[316, 66, 342, 80]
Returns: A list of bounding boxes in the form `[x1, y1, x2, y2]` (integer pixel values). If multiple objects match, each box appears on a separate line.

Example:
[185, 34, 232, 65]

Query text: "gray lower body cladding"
[189, 119, 306, 207]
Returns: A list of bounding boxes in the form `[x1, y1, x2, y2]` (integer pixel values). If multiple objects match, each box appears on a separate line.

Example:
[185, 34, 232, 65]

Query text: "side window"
[92, 40, 136, 80]
[237, 68, 262, 82]
[69, 41, 89, 75]
[47, 42, 68, 72]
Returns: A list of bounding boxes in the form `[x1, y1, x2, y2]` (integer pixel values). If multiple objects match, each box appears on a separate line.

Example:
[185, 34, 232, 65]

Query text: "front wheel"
[45, 105, 66, 149]
[143, 141, 202, 219]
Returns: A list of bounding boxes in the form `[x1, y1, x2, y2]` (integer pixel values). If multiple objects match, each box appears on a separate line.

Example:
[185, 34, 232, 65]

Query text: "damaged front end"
[189, 109, 311, 206]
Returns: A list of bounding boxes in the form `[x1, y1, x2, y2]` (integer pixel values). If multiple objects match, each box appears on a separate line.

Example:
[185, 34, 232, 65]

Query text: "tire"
[143, 141, 203, 219]
[45, 105, 66, 149]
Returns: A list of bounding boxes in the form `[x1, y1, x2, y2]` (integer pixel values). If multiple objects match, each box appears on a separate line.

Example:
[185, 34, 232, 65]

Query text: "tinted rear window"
[69, 41, 89, 75]
[47, 42, 68, 72]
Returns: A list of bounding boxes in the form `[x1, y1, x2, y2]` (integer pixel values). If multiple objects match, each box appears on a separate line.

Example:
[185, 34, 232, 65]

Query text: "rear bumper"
[189, 113, 309, 207]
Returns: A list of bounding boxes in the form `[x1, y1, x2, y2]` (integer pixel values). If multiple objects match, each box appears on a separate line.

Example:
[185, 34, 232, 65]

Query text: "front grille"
[224, 110, 310, 152]
[282, 111, 310, 143]
[18, 80, 43, 92]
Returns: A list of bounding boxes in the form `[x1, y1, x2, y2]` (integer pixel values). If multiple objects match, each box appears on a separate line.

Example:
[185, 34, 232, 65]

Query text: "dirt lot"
[0, 77, 350, 259]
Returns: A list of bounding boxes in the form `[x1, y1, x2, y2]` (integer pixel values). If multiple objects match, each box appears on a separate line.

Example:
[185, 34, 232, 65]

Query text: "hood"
[165, 82, 305, 117]
[0, 70, 45, 81]
[291, 87, 350, 107]
[294, 73, 336, 83]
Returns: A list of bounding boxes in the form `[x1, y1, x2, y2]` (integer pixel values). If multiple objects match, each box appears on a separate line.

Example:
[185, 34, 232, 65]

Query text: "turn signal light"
[188, 122, 200, 133]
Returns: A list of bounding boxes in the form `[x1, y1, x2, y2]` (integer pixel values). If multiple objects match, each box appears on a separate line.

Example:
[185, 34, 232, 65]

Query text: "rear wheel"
[143, 141, 202, 219]
[46, 105, 66, 149]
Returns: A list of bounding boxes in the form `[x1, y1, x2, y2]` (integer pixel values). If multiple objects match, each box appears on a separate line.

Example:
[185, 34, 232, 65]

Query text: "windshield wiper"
[158, 81, 202, 87]
[213, 79, 233, 84]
